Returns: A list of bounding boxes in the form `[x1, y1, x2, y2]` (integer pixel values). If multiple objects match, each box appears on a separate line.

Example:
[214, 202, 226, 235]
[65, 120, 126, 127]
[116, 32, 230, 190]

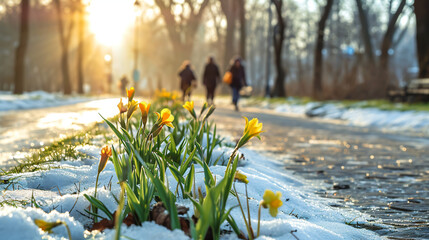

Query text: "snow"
[249, 99, 429, 135]
[0, 91, 88, 112]
[0, 140, 382, 239]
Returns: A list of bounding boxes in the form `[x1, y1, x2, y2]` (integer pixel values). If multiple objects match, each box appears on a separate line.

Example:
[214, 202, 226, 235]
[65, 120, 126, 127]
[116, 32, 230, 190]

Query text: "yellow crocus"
[236, 117, 263, 149]
[156, 108, 175, 128]
[139, 102, 151, 125]
[127, 87, 135, 101]
[117, 98, 127, 114]
[262, 190, 283, 217]
[183, 101, 197, 119]
[244, 117, 263, 140]
[98, 146, 112, 174]
[234, 171, 249, 184]
[127, 100, 138, 120]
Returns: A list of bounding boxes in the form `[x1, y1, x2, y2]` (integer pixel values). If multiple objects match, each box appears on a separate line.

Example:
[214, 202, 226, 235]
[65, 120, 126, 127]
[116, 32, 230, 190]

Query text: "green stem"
[257, 203, 262, 237]
[233, 184, 252, 240]
[114, 182, 126, 240]
[225, 146, 238, 172]
[246, 184, 252, 235]
[93, 173, 100, 223]
[61, 221, 72, 240]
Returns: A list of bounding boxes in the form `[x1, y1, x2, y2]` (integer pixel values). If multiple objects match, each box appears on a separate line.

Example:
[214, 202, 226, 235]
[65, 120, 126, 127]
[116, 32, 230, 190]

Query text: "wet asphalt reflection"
[213, 105, 429, 239]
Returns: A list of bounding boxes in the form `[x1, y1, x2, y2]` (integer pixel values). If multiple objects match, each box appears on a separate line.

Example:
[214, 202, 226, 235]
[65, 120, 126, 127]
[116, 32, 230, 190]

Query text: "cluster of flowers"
[33, 88, 283, 240]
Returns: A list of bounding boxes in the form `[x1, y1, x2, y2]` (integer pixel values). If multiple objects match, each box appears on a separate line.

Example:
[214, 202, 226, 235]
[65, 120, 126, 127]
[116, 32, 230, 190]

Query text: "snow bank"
[0, 91, 88, 112]
[252, 99, 429, 135]
[0, 143, 381, 240]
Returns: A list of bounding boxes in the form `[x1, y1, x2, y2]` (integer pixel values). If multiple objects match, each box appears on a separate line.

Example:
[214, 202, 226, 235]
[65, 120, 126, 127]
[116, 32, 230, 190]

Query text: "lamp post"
[133, 0, 142, 92]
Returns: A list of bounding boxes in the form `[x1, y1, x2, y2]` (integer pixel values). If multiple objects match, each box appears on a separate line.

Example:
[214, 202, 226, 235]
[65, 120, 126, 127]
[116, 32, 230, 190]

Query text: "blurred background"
[0, 0, 427, 100]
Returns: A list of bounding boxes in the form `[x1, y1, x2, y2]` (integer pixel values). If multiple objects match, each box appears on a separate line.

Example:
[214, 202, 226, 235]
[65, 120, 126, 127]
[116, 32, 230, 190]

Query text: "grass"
[0, 123, 111, 176]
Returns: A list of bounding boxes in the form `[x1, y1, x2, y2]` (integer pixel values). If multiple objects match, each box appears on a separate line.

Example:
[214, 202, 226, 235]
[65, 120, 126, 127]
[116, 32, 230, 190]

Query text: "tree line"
[3, 0, 429, 99]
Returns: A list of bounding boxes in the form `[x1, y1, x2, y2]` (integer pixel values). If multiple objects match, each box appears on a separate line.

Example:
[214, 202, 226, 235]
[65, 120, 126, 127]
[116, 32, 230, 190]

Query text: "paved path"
[212, 104, 429, 239]
[0, 99, 118, 169]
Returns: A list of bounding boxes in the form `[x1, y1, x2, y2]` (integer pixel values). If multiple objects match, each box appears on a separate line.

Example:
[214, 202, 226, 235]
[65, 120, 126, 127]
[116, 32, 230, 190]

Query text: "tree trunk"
[414, 0, 429, 78]
[379, 0, 406, 91]
[77, 3, 84, 94]
[265, 1, 272, 97]
[355, 0, 375, 65]
[54, 0, 74, 95]
[238, 0, 246, 60]
[13, 0, 30, 94]
[312, 0, 333, 99]
[271, 0, 286, 97]
[220, 0, 237, 70]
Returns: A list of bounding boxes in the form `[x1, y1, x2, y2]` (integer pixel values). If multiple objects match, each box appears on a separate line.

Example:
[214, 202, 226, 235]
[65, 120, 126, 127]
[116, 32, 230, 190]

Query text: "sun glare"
[87, 0, 136, 46]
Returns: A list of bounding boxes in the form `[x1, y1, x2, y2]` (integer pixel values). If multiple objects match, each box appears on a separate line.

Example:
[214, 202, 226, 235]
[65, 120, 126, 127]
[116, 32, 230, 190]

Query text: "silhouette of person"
[119, 75, 129, 96]
[178, 61, 197, 101]
[229, 58, 247, 111]
[202, 57, 220, 105]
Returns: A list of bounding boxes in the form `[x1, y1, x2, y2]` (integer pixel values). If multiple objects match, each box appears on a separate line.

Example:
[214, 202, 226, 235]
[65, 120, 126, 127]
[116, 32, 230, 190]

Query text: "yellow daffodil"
[234, 171, 249, 184]
[98, 146, 112, 174]
[156, 108, 175, 128]
[117, 98, 127, 114]
[262, 190, 283, 217]
[126, 87, 135, 101]
[139, 101, 151, 125]
[183, 101, 197, 119]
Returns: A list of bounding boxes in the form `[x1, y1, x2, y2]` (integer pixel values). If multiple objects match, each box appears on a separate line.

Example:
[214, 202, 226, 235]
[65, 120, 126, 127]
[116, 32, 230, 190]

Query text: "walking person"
[229, 58, 247, 111]
[202, 57, 220, 105]
[178, 61, 197, 101]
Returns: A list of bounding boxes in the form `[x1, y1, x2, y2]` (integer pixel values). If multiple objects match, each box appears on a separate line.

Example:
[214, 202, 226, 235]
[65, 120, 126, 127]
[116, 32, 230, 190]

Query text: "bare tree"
[355, 0, 406, 95]
[313, 0, 333, 99]
[271, 0, 286, 97]
[414, 0, 429, 78]
[13, 0, 30, 94]
[76, 1, 85, 94]
[154, 0, 210, 63]
[53, 0, 75, 95]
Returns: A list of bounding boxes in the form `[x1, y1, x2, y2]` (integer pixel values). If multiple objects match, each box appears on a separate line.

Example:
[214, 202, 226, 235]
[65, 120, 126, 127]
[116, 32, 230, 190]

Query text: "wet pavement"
[213, 105, 429, 240]
[0, 99, 118, 169]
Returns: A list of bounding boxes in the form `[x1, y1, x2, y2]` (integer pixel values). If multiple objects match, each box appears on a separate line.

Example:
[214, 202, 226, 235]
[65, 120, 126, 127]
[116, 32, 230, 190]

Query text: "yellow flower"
[236, 117, 263, 149]
[244, 117, 263, 140]
[262, 190, 283, 217]
[234, 171, 249, 184]
[183, 101, 197, 119]
[139, 101, 151, 125]
[98, 146, 112, 174]
[117, 98, 127, 114]
[127, 87, 135, 101]
[127, 100, 138, 120]
[155, 108, 175, 128]
[183, 101, 194, 112]
[34, 219, 63, 233]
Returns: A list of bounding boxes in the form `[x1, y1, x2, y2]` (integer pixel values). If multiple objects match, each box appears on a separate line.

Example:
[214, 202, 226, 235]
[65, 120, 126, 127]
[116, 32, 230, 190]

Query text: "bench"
[388, 78, 429, 102]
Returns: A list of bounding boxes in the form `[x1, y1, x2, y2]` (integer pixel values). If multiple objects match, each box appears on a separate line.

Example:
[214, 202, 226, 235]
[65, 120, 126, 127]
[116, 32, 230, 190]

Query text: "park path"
[212, 104, 429, 239]
[0, 99, 428, 238]
[0, 98, 119, 169]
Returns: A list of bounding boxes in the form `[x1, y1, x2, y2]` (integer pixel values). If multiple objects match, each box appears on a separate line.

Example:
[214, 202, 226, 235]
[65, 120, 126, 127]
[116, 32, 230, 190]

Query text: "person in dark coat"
[229, 58, 247, 111]
[178, 61, 197, 101]
[203, 57, 220, 105]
